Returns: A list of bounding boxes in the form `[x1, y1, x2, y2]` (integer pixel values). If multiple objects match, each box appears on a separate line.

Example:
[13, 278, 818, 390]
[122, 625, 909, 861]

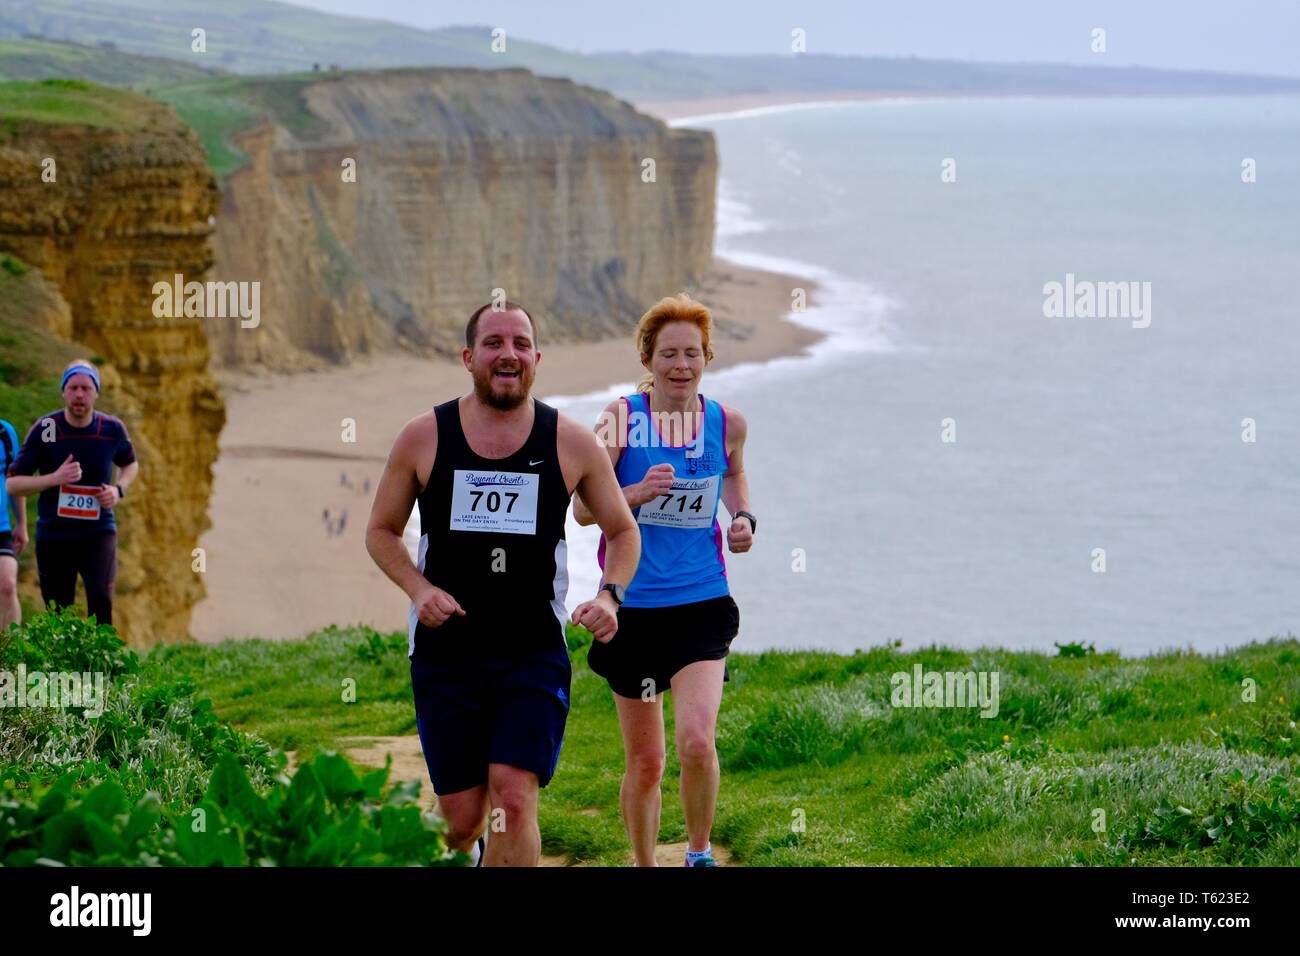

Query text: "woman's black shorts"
[587, 594, 740, 700]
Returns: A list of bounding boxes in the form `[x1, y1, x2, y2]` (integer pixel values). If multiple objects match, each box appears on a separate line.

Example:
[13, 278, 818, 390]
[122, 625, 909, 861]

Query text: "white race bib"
[450, 470, 539, 535]
[637, 475, 720, 530]
[57, 484, 102, 520]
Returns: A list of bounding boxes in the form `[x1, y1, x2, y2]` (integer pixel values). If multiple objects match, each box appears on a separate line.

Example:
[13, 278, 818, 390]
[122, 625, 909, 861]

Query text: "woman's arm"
[720, 407, 753, 552]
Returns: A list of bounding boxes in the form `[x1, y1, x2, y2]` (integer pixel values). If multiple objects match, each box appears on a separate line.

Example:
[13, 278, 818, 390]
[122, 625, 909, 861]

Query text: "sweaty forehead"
[476, 309, 533, 344]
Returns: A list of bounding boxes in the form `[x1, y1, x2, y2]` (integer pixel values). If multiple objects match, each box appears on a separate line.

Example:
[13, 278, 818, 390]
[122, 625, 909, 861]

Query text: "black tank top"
[409, 397, 572, 662]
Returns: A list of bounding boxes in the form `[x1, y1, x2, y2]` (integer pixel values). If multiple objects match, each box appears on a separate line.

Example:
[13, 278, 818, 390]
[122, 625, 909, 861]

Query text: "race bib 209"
[57, 484, 102, 520]
[450, 470, 539, 535]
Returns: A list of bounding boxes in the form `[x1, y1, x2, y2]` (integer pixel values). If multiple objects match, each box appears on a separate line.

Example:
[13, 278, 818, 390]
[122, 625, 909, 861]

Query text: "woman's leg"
[613, 690, 665, 866]
[670, 659, 726, 854]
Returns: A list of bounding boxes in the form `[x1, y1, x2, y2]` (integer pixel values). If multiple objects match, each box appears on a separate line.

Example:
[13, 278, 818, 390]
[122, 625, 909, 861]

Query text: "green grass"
[0, 77, 155, 129]
[152, 74, 327, 181]
[140, 624, 1300, 866]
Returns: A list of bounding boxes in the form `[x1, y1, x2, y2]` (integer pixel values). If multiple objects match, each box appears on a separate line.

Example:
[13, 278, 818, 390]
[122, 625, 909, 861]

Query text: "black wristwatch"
[735, 510, 757, 533]
[115, 483, 126, 500]
[599, 582, 626, 606]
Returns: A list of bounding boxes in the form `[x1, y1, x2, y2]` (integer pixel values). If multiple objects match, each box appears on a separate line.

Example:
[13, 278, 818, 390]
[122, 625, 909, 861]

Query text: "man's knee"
[437, 792, 488, 845]
[488, 766, 538, 822]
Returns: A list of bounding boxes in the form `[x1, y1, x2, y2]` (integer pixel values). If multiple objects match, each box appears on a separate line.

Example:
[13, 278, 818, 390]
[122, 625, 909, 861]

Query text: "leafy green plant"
[4, 604, 139, 677]
[1054, 641, 1096, 658]
[1, 752, 461, 866]
[1109, 770, 1299, 860]
[354, 628, 405, 664]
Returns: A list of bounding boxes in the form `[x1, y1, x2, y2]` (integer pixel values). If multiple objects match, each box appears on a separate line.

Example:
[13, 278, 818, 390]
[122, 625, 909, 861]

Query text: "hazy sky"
[281, 0, 1300, 77]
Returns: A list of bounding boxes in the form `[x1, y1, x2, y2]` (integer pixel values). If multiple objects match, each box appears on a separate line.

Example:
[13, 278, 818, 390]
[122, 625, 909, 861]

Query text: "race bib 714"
[450, 470, 539, 535]
[637, 475, 720, 530]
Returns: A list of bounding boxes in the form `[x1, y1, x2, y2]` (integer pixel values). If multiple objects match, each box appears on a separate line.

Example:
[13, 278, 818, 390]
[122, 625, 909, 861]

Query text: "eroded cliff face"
[0, 98, 224, 646]
[208, 68, 717, 369]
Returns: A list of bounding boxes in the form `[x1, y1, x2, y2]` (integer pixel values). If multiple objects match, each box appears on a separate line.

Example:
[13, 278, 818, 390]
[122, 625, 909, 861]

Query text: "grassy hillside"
[146, 624, 1300, 866]
[0, 76, 162, 129]
[0, 36, 217, 89]
[3, 582, 1297, 865]
[4, 0, 1298, 98]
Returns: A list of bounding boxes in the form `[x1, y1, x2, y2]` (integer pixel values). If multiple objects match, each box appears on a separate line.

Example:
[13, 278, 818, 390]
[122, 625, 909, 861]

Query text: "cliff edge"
[204, 68, 717, 369]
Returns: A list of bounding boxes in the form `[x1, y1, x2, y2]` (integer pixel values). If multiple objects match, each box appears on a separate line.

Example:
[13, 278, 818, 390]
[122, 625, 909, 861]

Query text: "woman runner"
[574, 293, 756, 867]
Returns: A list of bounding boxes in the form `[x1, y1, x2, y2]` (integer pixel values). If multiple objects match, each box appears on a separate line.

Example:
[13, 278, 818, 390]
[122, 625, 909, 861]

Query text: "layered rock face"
[0, 96, 224, 646]
[208, 68, 717, 369]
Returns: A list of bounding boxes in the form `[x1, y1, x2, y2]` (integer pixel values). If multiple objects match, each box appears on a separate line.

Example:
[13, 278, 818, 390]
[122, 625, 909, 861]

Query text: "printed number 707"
[469, 490, 519, 513]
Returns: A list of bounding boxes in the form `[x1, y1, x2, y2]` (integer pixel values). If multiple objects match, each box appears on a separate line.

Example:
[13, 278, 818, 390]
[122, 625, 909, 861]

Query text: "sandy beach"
[635, 90, 928, 122]
[189, 255, 823, 642]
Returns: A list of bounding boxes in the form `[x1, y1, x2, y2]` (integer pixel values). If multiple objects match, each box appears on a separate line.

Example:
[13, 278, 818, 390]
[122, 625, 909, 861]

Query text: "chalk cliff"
[207, 68, 717, 369]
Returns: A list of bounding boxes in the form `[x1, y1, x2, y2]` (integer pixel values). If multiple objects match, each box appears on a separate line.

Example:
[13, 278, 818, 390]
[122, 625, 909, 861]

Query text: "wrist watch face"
[604, 583, 625, 604]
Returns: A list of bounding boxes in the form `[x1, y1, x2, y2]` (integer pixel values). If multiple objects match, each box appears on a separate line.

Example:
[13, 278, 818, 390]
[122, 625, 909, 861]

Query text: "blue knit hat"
[61, 364, 101, 392]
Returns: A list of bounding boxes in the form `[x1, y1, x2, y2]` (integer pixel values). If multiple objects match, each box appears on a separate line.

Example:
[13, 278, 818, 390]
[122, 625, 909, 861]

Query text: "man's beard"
[473, 364, 532, 410]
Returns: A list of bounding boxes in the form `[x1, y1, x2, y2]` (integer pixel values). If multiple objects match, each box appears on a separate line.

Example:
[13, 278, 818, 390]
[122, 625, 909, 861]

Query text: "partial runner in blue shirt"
[1, 417, 28, 631]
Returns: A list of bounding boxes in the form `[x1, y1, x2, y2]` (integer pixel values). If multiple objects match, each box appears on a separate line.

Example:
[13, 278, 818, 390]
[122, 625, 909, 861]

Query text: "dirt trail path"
[289, 735, 732, 866]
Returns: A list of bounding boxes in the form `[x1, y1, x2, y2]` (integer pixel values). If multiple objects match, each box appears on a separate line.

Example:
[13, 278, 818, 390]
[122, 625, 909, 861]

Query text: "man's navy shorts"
[410, 643, 571, 796]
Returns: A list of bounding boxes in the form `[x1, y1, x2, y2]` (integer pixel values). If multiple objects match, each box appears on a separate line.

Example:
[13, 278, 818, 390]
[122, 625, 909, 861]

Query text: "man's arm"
[574, 398, 673, 526]
[720, 407, 753, 553]
[116, 460, 139, 495]
[101, 459, 139, 508]
[5, 472, 56, 496]
[6, 422, 78, 497]
[366, 416, 436, 599]
[365, 415, 465, 628]
[574, 399, 625, 526]
[564, 418, 640, 642]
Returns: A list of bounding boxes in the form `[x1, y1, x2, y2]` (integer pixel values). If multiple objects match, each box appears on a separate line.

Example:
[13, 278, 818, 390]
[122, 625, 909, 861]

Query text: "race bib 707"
[450, 470, 539, 535]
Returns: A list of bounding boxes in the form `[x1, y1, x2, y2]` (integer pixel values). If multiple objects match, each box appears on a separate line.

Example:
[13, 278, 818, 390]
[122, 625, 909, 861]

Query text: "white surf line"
[666, 96, 925, 127]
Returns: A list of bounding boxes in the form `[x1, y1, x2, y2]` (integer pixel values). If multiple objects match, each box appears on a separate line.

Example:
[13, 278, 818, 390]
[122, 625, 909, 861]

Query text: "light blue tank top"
[0, 419, 19, 534]
[598, 391, 730, 608]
